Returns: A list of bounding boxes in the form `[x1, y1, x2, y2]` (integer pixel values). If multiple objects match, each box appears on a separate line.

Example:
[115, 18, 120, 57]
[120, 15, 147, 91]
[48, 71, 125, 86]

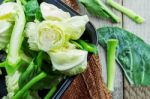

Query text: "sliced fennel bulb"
[40, 2, 71, 21]
[49, 49, 88, 75]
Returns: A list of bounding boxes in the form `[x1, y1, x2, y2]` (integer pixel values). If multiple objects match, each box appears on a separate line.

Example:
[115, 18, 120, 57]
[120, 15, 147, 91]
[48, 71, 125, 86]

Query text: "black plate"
[0, 0, 98, 99]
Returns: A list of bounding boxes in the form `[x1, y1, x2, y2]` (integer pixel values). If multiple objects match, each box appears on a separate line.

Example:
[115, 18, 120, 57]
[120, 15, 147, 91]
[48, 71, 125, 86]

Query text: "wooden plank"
[79, 0, 124, 98]
[123, 0, 150, 99]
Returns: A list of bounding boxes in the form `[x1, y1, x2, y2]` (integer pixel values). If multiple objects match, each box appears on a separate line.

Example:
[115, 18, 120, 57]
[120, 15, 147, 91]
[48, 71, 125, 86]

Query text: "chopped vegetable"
[6, 0, 26, 74]
[107, 0, 144, 23]
[40, 2, 71, 21]
[79, 0, 120, 23]
[98, 27, 150, 86]
[77, 39, 98, 54]
[0, 1, 95, 98]
[49, 49, 88, 76]
[106, 39, 118, 91]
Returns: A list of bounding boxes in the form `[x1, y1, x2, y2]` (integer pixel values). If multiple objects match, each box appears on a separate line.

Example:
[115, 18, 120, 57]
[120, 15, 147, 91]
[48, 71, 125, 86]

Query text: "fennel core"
[106, 39, 118, 92]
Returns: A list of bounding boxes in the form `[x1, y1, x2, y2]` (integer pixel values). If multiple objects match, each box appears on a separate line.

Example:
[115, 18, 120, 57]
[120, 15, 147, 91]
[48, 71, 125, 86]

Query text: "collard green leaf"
[97, 27, 150, 86]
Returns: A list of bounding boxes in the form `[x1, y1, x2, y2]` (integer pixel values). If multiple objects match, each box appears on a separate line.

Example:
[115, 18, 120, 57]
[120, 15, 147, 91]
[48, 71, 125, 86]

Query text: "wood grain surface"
[123, 0, 150, 99]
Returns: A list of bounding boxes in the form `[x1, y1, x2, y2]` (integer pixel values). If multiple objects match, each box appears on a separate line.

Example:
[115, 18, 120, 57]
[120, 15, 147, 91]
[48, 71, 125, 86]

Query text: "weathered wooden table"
[79, 0, 150, 99]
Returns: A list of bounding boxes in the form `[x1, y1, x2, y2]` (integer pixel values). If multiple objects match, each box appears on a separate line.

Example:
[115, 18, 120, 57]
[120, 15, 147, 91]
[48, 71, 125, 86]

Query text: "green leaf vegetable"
[107, 0, 144, 23]
[98, 27, 150, 86]
[106, 39, 118, 91]
[24, 0, 43, 22]
[79, 0, 120, 23]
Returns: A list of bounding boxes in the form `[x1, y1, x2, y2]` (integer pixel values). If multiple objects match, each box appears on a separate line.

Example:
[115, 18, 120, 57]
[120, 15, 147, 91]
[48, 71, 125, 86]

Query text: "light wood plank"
[123, 0, 150, 99]
[79, 0, 123, 98]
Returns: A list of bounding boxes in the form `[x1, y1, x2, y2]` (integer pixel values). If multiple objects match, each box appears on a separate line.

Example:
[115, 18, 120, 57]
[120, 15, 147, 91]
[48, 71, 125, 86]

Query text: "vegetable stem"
[44, 85, 58, 99]
[0, 62, 5, 67]
[6, 0, 26, 74]
[107, 0, 144, 23]
[78, 39, 98, 54]
[107, 39, 118, 92]
[13, 72, 47, 99]
[20, 51, 32, 63]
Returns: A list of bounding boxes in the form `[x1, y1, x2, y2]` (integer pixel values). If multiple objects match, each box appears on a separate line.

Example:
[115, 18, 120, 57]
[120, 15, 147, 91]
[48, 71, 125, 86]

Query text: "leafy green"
[79, 0, 120, 23]
[24, 0, 43, 22]
[106, 39, 118, 91]
[98, 27, 150, 86]
[107, 0, 144, 23]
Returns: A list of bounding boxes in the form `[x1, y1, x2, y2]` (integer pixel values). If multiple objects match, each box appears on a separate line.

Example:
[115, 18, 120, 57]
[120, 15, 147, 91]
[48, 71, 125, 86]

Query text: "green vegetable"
[107, 0, 144, 23]
[48, 49, 88, 76]
[44, 81, 60, 99]
[106, 39, 118, 91]
[14, 72, 47, 99]
[0, 20, 13, 50]
[79, 0, 120, 23]
[63, 15, 89, 40]
[98, 27, 150, 86]
[5, 0, 26, 74]
[18, 52, 43, 88]
[25, 15, 89, 52]
[77, 39, 98, 54]
[24, 0, 43, 22]
[4, 71, 20, 98]
[40, 2, 71, 21]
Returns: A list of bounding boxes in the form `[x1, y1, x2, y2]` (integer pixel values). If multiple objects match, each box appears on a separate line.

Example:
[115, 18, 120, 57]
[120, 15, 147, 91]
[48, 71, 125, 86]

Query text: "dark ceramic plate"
[0, 0, 98, 99]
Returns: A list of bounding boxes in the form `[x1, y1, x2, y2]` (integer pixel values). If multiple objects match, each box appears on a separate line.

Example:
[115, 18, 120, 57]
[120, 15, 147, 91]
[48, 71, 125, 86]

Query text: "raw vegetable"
[49, 49, 88, 76]
[0, 1, 95, 98]
[40, 2, 71, 21]
[106, 39, 118, 91]
[5, 0, 26, 74]
[0, 21, 13, 50]
[77, 39, 98, 54]
[107, 0, 144, 23]
[98, 27, 150, 86]
[25, 15, 89, 52]
[24, 0, 43, 22]
[79, 0, 120, 23]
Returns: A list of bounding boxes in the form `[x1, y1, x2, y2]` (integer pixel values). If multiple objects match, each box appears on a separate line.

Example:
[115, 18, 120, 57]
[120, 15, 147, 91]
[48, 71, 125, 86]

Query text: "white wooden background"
[80, 0, 150, 99]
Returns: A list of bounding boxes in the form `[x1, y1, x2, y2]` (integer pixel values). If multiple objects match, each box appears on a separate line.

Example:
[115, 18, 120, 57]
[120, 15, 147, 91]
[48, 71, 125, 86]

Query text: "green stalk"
[13, 72, 47, 99]
[0, 62, 5, 67]
[6, 0, 26, 74]
[44, 85, 57, 99]
[107, 39, 118, 92]
[20, 51, 32, 63]
[107, 0, 144, 23]
[78, 39, 98, 54]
